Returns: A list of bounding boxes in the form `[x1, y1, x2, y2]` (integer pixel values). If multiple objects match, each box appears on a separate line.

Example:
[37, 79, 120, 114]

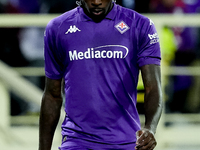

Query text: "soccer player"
[39, 0, 163, 150]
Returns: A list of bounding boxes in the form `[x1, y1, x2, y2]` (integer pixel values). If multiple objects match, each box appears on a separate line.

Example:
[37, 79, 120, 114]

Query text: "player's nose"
[92, 0, 102, 6]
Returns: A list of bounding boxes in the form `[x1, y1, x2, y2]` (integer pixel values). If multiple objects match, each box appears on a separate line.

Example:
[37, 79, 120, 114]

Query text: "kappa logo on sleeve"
[149, 19, 154, 25]
[115, 21, 130, 34]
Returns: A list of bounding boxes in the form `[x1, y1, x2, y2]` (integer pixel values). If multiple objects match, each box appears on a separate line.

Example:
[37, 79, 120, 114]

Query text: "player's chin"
[91, 14, 105, 22]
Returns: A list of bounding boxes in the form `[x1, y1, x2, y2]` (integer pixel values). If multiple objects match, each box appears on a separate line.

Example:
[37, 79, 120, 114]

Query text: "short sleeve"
[137, 17, 161, 67]
[44, 20, 64, 79]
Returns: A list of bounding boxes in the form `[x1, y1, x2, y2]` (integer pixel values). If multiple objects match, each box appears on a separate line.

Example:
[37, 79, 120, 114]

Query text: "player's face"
[81, 0, 113, 22]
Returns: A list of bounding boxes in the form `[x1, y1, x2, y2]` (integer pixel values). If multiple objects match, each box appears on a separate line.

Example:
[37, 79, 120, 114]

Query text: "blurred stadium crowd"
[0, 0, 200, 116]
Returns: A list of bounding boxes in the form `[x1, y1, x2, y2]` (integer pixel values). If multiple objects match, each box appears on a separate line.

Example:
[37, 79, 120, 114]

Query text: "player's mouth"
[91, 9, 104, 16]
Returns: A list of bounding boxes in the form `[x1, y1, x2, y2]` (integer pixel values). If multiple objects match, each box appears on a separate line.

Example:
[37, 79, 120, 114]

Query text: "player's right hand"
[135, 129, 157, 150]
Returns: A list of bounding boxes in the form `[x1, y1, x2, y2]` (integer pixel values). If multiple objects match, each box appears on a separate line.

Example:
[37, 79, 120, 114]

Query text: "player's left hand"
[135, 128, 157, 150]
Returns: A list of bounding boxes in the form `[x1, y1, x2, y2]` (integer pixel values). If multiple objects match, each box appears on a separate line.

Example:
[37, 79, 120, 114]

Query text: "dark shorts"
[59, 136, 136, 150]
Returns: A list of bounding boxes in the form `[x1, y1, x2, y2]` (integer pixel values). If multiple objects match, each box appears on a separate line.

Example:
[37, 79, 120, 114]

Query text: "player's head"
[80, 0, 114, 22]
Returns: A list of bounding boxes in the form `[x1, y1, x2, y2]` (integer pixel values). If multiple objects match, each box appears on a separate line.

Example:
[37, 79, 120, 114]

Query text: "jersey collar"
[78, 2, 117, 22]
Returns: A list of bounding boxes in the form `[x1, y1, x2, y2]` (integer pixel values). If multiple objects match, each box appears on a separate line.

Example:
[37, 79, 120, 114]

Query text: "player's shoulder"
[134, 12, 153, 28]
[116, 5, 147, 20]
[46, 7, 79, 30]
[117, 5, 152, 27]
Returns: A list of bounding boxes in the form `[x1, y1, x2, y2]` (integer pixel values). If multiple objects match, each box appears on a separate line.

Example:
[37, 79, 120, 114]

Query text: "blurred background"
[0, 0, 200, 150]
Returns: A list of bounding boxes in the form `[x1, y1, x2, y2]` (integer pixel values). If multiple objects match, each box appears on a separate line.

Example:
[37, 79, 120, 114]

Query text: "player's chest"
[57, 20, 137, 63]
[58, 20, 135, 49]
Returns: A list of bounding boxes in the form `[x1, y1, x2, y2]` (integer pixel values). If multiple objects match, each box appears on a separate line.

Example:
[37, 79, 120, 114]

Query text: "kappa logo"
[115, 21, 130, 34]
[65, 25, 81, 34]
[149, 19, 154, 25]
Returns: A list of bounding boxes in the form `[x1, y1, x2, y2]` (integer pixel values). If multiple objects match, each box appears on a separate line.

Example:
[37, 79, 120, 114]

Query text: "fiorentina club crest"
[115, 21, 130, 34]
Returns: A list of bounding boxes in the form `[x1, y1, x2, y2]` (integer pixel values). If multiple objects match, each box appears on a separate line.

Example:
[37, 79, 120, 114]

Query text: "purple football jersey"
[44, 3, 161, 149]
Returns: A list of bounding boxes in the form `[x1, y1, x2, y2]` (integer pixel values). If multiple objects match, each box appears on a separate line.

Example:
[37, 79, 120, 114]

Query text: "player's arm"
[135, 64, 163, 150]
[39, 77, 63, 150]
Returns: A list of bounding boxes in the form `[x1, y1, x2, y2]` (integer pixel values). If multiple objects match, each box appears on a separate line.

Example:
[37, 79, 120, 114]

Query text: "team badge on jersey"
[115, 21, 130, 34]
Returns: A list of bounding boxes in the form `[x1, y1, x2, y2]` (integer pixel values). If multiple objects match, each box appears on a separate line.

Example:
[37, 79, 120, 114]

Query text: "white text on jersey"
[69, 45, 129, 61]
[148, 33, 159, 44]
